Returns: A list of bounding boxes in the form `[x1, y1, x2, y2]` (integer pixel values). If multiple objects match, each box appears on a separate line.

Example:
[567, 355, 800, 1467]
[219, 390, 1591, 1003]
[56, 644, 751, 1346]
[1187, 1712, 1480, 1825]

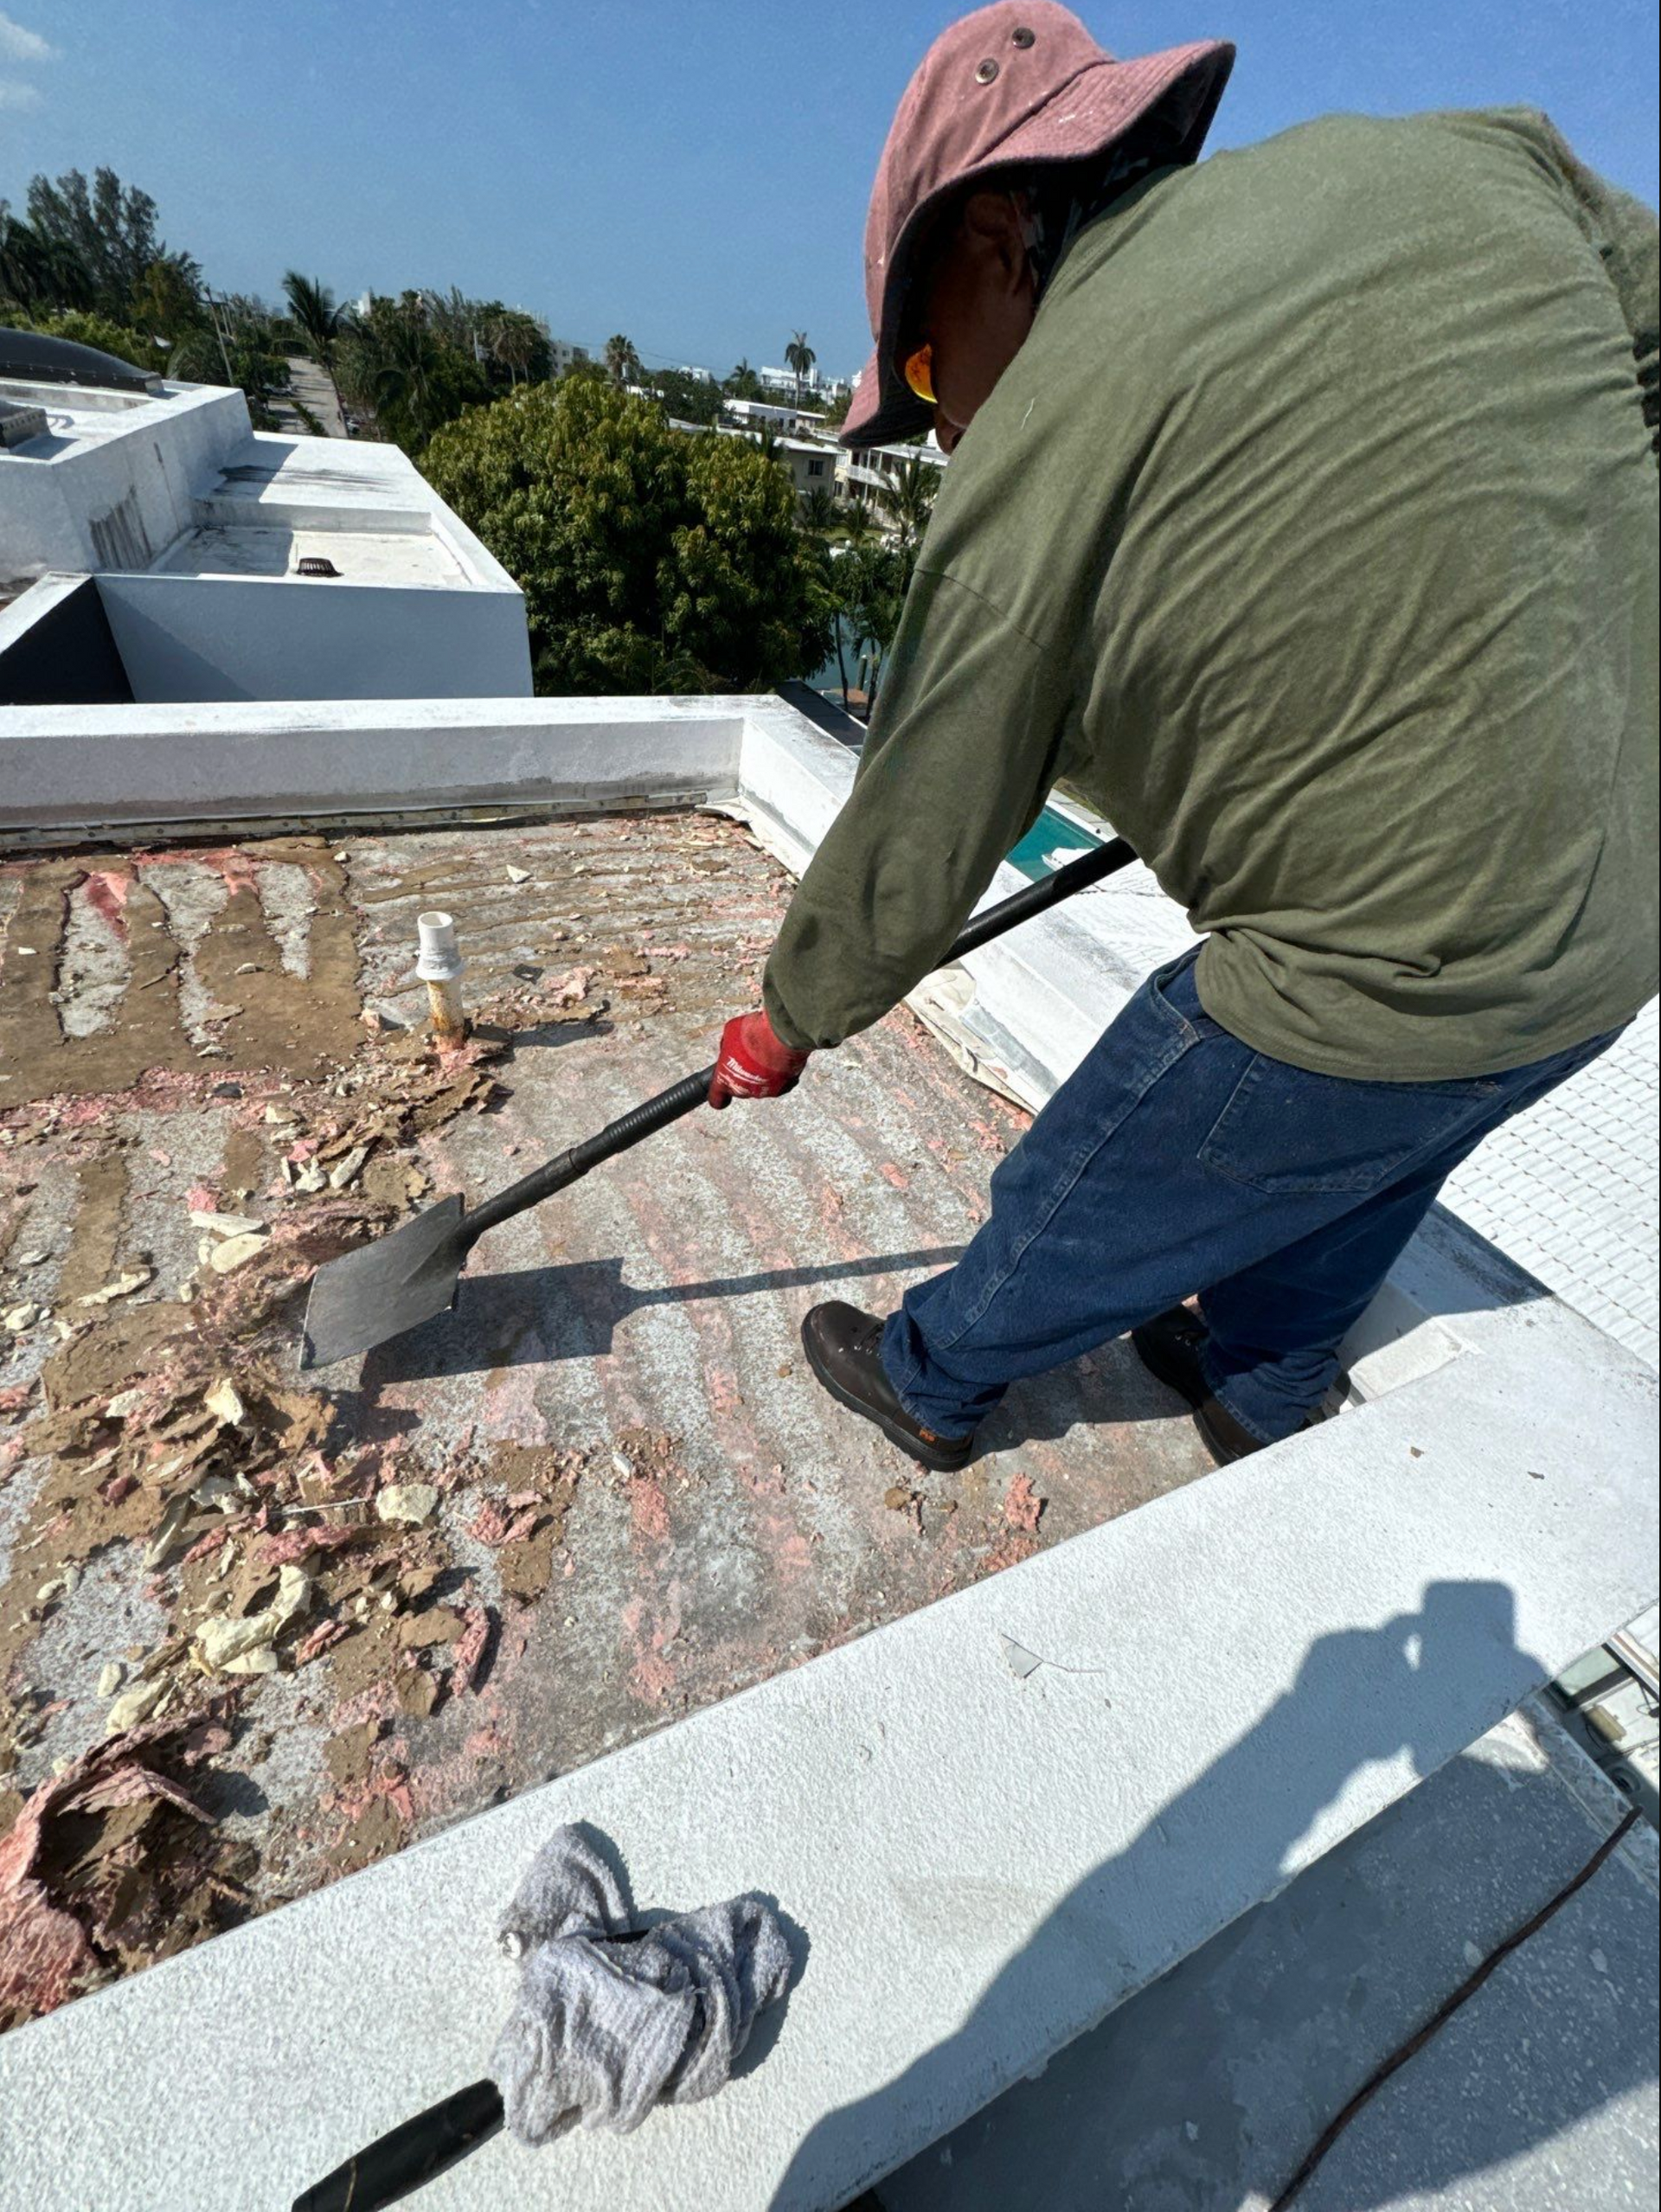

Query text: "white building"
[721, 395, 826, 437]
[0, 332, 531, 705]
[547, 337, 591, 377]
[837, 435, 949, 517]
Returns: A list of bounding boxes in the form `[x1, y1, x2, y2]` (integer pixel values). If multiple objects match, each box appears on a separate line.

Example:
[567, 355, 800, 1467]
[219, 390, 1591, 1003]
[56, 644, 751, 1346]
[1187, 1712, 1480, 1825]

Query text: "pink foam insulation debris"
[1004, 1474, 1047, 1533]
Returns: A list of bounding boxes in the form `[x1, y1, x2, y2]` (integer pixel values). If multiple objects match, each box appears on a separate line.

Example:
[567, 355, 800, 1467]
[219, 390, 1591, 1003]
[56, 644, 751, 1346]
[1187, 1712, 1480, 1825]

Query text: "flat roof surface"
[148, 523, 468, 587]
[0, 809, 1212, 2032]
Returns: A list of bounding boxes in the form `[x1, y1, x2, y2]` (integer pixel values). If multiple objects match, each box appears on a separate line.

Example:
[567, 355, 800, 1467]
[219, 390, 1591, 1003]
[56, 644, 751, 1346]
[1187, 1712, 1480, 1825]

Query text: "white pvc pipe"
[415, 909, 466, 1041]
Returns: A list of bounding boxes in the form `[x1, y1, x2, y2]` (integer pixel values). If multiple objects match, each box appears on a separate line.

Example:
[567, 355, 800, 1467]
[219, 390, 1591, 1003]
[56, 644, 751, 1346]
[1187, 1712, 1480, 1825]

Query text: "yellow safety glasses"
[902, 343, 936, 407]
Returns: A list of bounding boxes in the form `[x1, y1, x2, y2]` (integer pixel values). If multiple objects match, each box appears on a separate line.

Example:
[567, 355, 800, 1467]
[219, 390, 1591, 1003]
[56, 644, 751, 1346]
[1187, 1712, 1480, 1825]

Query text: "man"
[709, 3, 1659, 1471]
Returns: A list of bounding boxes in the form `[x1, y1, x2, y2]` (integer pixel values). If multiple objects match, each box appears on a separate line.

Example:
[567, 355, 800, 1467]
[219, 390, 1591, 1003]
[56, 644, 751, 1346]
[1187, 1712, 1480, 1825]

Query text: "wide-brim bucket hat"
[842, 3, 1235, 448]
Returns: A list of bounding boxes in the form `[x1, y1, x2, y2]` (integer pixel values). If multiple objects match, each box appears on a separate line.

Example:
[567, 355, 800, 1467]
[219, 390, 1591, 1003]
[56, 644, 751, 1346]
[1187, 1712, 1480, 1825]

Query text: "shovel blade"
[299, 1195, 469, 1369]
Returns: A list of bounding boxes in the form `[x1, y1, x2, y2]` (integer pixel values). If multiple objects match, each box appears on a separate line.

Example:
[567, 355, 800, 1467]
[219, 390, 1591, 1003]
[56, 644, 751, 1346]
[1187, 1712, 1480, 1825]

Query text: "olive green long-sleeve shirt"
[764, 108, 1659, 1080]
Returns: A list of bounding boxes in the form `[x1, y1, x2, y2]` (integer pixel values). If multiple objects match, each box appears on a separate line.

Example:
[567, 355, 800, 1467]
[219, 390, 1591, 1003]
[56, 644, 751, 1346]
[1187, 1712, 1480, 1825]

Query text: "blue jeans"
[882, 948, 1624, 1446]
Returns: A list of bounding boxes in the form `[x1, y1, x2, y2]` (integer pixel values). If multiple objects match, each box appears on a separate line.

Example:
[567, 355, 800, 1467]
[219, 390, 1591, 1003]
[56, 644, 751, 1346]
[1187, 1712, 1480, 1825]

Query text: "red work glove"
[709, 1010, 811, 1109]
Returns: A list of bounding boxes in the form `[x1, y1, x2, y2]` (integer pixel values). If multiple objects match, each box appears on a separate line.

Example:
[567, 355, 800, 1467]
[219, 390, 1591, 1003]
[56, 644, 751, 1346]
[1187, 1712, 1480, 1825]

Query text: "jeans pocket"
[1146, 946, 1225, 1043]
[1199, 1055, 1504, 1196]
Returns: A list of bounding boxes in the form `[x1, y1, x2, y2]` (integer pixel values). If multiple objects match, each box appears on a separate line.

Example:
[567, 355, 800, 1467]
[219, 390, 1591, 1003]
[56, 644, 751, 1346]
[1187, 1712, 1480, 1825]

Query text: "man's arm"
[762, 567, 1072, 1050]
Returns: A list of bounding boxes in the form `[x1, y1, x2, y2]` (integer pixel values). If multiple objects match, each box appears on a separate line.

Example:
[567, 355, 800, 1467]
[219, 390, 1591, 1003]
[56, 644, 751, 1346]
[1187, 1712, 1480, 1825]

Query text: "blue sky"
[3, 0, 1656, 378]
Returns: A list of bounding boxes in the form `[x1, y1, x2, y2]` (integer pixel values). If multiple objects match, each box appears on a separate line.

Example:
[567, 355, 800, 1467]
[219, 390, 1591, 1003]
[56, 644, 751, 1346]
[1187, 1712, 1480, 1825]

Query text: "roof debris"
[0, 811, 1175, 2035]
[0, 1705, 248, 2031]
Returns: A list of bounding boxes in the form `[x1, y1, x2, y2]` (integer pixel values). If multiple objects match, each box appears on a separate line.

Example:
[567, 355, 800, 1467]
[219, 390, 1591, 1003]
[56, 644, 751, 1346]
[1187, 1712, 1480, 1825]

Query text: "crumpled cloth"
[491, 1824, 795, 2145]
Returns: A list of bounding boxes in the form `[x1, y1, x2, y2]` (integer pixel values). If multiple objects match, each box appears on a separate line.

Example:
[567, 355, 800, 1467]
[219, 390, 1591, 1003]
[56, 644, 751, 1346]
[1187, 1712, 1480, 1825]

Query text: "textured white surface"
[1, 1277, 1653, 2212]
[1443, 997, 1659, 1372]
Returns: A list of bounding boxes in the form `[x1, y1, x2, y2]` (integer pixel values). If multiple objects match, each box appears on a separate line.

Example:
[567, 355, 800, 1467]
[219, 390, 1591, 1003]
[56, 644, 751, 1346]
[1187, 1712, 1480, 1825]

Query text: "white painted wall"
[0, 384, 250, 587]
[96, 572, 533, 702]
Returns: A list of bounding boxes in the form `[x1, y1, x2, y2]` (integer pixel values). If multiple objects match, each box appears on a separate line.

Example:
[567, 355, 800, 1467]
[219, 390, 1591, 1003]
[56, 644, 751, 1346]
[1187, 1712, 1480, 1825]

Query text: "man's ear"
[958, 189, 1029, 285]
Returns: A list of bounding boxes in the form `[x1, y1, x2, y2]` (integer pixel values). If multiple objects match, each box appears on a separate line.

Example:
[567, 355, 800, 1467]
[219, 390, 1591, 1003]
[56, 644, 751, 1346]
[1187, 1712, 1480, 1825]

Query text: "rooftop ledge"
[0, 692, 1655, 2209]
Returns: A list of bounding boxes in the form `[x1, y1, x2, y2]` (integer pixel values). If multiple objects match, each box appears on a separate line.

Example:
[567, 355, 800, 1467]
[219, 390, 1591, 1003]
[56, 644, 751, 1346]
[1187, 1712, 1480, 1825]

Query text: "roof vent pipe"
[416, 910, 467, 1042]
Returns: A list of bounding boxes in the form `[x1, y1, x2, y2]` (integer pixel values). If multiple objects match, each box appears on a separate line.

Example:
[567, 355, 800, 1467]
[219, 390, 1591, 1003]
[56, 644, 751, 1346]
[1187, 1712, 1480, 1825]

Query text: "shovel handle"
[462, 834, 1136, 1247]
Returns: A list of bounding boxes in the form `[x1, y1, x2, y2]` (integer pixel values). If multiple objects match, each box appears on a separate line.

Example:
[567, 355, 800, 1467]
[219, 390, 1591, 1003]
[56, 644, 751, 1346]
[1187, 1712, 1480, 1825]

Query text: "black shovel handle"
[461, 833, 1135, 1252]
[292, 2078, 503, 2212]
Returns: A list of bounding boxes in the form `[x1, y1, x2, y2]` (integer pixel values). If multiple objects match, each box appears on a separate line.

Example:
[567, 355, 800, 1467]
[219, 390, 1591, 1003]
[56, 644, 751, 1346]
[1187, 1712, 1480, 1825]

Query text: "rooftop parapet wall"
[0, 381, 252, 589]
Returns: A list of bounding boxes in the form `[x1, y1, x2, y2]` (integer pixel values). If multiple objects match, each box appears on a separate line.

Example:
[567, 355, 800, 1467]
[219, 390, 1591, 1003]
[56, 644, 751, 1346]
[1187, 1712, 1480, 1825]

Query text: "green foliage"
[817, 385, 852, 428]
[834, 537, 911, 700]
[886, 453, 939, 551]
[784, 329, 816, 403]
[1, 203, 94, 313]
[336, 291, 493, 454]
[425, 380, 832, 696]
[603, 331, 643, 385]
[5, 308, 156, 369]
[129, 256, 204, 343]
[724, 358, 762, 400]
[23, 167, 199, 323]
[646, 367, 721, 426]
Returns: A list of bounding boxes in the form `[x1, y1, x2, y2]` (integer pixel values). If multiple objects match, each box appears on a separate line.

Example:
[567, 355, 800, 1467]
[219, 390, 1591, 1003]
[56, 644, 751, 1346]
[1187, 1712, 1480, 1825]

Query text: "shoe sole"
[800, 1319, 972, 1474]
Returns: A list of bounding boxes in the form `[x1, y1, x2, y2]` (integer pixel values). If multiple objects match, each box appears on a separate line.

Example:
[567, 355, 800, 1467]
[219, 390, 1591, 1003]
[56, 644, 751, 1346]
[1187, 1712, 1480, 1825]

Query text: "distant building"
[722, 396, 826, 437]
[0, 331, 531, 704]
[548, 337, 591, 377]
[838, 438, 948, 520]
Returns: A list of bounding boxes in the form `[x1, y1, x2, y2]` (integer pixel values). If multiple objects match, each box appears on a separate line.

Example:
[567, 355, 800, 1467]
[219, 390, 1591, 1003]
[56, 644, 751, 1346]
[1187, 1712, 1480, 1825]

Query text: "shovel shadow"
[356, 1247, 965, 1386]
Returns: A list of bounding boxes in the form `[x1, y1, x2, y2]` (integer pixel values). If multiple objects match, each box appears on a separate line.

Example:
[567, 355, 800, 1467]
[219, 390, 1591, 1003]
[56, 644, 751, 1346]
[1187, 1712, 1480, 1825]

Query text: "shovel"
[299, 835, 1136, 1370]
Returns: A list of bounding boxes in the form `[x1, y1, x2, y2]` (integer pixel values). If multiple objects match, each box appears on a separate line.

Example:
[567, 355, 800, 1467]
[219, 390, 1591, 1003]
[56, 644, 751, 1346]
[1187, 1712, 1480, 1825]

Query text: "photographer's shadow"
[768, 1579, 1615, 2210]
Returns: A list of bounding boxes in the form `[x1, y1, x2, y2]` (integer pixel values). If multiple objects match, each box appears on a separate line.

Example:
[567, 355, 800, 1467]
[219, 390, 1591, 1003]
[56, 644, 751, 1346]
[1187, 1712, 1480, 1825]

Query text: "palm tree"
[800, 485, 838, 534]
[487, 311, 538, 385]
[0, 204, 94, 313]
[888, 454, 938, 556]
[839, 495, 875, 547]
[784, 329, 817, 407]
[281, 270, 346, 426]
[725, 358, 762, 401]
[604, 332, 641, 385]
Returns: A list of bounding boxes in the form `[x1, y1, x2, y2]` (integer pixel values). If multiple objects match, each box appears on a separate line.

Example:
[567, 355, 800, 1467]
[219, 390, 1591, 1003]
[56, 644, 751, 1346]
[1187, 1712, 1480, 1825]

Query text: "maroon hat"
[842, 3, 1234, 448]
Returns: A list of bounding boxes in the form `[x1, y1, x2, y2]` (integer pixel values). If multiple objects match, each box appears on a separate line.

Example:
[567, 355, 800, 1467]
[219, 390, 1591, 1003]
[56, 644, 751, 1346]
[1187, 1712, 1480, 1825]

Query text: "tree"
[724, 358, 762, 401]
[818, 385, 852, 429]
[282, 270, 348, 421]
[130, 256, 203, 344]
[646, 367, 721, 426]
[485, 308, 548, 387]
[424, 378, 831, 696]
[4, 308, 154, 371]
[336, 291, 491, 454]
[784, 329, 817, 406]
[837, 537, 909, 705]
[887, 453, 939, 559]
[799, 485, 839, 534]
[840, 494, 875, 547]
[604, 331, 642, 385]
[0, 203, 94, 314]
[24, 168, 198, 323]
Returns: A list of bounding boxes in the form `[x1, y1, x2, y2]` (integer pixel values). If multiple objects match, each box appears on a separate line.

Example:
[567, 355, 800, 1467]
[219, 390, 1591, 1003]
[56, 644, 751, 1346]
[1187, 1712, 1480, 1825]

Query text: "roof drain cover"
[296, 555, 341, 578]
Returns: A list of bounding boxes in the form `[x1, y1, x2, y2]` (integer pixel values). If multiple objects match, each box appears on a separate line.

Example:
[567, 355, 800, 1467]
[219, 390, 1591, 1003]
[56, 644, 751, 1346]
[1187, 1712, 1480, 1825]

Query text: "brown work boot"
[800, 1302, 975, 1473]
[1132, 1304, 1311, 1465]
